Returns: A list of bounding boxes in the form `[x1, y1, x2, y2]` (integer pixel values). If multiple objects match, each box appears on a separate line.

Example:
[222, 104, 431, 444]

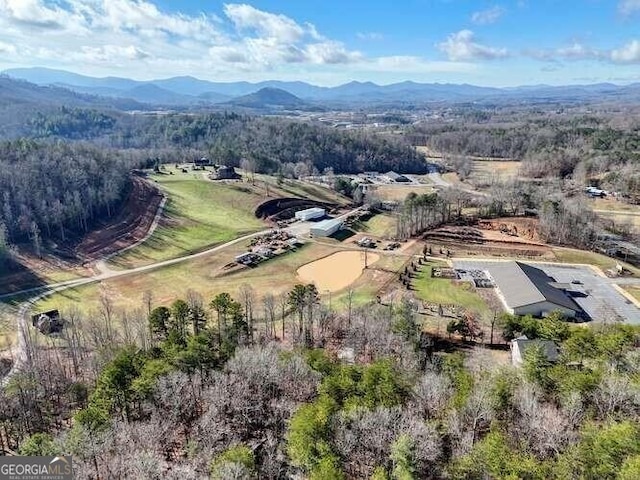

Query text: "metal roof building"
[309, 218, 343, 237]
[385, 171, 410, 183]
[295, 207, 326, 221]
[487, 261, 580, 318]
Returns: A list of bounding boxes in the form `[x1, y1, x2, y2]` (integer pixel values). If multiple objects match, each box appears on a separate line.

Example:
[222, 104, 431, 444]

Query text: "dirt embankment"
[255, 197, 337, 220]
[76, 176, 164, 261]
[423, 217, 551, 257]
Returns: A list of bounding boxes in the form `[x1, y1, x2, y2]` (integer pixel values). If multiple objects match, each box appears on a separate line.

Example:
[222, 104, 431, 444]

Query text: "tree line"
[4, 287, 640, 479]
[22, 108, 429, 176]
[0, 140, 146, 246]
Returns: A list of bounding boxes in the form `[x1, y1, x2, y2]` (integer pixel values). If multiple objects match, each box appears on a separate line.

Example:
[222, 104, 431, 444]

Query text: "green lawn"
[109, 172, 266, 268]
[412, 264, 489, 315]
[355, 213, 397, 238]
[552, 247, 640, 277]
[108, 170, 351, 270]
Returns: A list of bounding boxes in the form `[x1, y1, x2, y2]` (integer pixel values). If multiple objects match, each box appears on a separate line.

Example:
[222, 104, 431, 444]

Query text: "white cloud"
[357, 32, 384, 41]
[77, 45, 152, 63]
[305, 41, 363, 64]
[0, 40, 16, 54]
[619, 0, 640, 15]
[611, 40, 640, 63]
[438, 30, 508, 61]
[471, 6, 505, 25]
[224, 3, 307, 43]
[0, 0, 365, 79]
[527, 40, 640, 64]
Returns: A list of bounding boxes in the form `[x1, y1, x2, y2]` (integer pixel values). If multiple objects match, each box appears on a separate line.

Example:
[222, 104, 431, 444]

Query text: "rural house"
[510, 335, 560, 366]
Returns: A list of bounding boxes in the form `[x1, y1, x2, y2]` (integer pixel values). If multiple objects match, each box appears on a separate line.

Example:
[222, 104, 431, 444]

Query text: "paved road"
[0, 206, 362, 384]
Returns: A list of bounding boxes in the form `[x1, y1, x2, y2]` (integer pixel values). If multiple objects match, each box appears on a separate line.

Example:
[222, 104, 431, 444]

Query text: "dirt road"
[0, 206, 363, 384]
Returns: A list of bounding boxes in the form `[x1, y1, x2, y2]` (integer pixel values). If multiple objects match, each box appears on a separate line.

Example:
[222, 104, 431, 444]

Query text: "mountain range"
[4, 67, 640, 109]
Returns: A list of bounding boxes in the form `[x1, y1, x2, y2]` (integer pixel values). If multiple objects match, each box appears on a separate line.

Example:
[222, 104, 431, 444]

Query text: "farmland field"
[370, 183, 436, 201]
[109, 168, 347, 269]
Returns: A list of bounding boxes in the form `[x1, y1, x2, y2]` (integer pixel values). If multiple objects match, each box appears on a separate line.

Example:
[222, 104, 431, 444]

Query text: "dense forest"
[0, 108, 427, 247]
[23, 108, 427, 175]
[5, 288, 640, 479]
[0, 140, 141, 244]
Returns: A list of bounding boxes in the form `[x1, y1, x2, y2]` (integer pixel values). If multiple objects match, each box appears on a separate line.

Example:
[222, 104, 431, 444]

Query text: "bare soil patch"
[297, 250, 381, 292]
[75, 176, 163, 261]
[424, 220, 552, 259]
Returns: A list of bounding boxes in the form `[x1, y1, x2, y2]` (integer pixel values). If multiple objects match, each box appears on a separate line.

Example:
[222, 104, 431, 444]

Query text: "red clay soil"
[76, 176, 163, 261]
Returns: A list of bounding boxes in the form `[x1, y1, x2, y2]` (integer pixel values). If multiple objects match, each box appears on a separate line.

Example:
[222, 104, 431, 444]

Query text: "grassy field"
[370, 184, 436, 201]
[412, 263, 490, 316]
[0, 303, 17, 353]
[354, 213, 397, 238]
[439, 161, 520, 189]
[109, 169, 348, 269]
[590, 197, 640, 213]
[35, 238, 414, 330]
[37, 242, 346, 315]
[596, 211, 640, 234]
[552, 247, 640, 276]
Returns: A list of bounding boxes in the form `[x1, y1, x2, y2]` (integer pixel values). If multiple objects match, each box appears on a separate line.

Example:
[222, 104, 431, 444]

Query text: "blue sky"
[0, 0, 639, 86]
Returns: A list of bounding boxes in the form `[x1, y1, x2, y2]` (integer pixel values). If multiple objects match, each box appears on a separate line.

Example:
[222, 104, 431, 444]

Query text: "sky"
[0, 0, 640, 86]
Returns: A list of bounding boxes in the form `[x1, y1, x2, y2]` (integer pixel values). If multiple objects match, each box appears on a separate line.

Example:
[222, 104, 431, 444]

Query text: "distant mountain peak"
[226, 87, 308, 109]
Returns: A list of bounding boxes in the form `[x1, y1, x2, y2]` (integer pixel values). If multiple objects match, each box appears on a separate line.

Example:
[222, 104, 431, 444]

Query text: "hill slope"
[225, 87, 311, 109]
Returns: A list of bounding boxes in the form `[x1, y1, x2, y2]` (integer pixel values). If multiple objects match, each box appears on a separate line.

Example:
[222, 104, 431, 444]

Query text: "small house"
[385, 171, 410, 183]
[212, 166, 241, 180]
[31, 310, 64, 335]
[510, 336, 560, 366]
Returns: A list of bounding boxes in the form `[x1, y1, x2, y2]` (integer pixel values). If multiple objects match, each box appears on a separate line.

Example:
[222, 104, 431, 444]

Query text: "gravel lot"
[453, 259, 640, 323]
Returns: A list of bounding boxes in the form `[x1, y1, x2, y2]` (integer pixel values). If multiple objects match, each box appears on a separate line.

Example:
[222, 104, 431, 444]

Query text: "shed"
[385, 171, 410, 183]
[310, 218, 343, 237]
[193, 157, 210, 167]
[510, 336, 560, 366]
[295, 207, 326, 221]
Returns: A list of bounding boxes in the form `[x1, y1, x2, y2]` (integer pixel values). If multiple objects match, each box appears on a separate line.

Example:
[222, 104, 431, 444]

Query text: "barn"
[295, 207, 326, 221]
[309, 218, 343, 237]
[385, 171, 410, 183]
[487, 261, 580, 318]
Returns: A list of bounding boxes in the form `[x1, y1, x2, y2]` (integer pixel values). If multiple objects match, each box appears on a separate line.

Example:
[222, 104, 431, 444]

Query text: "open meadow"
[109, 167, 348, 269]
[35, 239, 413, 317]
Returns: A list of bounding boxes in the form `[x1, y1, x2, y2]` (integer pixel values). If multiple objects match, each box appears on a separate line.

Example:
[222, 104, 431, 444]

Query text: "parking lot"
[453, 259, 640, 323]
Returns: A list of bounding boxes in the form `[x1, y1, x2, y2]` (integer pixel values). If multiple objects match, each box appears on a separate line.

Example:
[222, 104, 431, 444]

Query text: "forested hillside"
[0, 140, 142, 244]
[26, 109, 426, 175]
[6, 294, 640, 479]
